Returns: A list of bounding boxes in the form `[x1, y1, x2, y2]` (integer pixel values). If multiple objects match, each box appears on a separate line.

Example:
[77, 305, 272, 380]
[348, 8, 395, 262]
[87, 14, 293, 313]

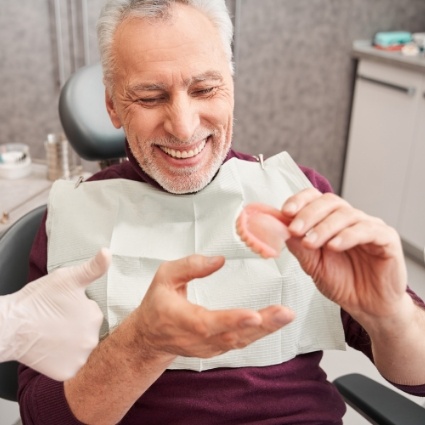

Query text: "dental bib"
[46, 152, 345, 371]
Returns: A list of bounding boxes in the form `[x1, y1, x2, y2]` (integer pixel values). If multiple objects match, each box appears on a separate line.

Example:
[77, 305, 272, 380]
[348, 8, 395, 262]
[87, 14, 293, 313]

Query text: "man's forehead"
[113, 5, 227, 60]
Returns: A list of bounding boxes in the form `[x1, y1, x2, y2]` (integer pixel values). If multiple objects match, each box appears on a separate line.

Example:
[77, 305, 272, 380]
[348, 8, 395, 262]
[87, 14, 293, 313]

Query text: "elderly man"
[18, 1, 425, 424]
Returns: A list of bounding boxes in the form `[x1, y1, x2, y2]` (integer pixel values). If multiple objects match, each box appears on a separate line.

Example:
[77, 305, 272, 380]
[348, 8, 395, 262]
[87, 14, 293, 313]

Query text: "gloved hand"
[0, 248, 111, 381]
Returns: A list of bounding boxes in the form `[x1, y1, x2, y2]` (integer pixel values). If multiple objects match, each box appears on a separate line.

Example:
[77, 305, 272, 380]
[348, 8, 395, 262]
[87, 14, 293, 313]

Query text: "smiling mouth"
[159, 139, 207, 159]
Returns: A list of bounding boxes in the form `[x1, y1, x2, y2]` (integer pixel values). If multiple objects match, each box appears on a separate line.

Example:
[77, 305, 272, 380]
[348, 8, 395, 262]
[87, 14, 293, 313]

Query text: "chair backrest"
[58, 63, 126, 162]
[0, 205, 46, 402]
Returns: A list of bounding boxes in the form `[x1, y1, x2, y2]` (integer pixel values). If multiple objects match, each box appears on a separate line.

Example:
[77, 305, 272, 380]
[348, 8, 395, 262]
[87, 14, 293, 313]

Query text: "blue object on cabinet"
[374, 31, 412, 47]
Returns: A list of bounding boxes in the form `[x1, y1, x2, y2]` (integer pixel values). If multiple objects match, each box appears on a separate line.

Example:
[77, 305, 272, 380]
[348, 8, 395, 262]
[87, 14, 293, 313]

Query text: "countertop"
[353, 40, 425, 73]
[0, 163, 52, 233]
[0, 162, 91, 234]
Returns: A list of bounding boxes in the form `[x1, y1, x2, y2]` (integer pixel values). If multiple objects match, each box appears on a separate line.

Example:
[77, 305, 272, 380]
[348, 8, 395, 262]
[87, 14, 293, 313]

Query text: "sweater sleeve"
[18, 365, 85, 424]
[298, 165, 334, 194]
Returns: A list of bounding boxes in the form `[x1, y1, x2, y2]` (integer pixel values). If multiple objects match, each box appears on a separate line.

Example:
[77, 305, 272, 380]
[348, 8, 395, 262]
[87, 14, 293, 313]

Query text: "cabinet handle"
[358, 74, 416, 96]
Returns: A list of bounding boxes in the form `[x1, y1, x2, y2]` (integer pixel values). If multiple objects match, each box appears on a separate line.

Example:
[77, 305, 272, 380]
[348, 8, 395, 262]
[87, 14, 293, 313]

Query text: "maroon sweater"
[18, 146, 425, 424]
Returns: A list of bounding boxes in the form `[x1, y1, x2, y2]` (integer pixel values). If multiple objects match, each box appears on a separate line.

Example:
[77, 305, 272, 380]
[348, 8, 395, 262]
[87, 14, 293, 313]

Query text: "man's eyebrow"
[127, 82, 167, 94]
[188, 71, 223, 84]
[127, 71, 224, 94]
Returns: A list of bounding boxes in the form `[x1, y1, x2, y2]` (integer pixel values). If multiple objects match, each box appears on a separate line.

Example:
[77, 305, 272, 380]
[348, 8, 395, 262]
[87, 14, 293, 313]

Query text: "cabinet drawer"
[357, 60, 422, 93]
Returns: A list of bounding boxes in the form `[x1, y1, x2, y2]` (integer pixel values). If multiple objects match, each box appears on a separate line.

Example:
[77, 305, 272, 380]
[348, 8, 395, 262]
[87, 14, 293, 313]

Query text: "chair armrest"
[333, 373, 425, 425]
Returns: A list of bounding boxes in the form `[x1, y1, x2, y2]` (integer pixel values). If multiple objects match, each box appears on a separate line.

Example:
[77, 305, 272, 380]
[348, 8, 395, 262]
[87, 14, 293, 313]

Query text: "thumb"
[67, 248, 112, 289]
[157, 254, 225, 290]
[285, 237, 318, 276]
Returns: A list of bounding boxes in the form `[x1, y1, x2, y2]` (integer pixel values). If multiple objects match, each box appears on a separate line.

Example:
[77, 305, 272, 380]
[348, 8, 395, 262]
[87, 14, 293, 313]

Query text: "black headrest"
[58, 64, 126, 161]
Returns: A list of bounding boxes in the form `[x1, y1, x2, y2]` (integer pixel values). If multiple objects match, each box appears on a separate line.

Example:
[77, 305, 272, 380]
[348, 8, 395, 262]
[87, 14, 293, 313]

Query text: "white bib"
[46, 152, 345, 371]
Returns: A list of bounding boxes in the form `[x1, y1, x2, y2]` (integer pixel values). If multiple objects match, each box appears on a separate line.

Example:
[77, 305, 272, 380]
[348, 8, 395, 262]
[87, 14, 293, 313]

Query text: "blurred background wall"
[0, 0, 424, 192]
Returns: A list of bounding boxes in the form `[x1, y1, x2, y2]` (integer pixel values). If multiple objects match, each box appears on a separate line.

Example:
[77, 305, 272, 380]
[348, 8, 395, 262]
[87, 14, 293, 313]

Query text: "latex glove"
[0, 248, 111, 381]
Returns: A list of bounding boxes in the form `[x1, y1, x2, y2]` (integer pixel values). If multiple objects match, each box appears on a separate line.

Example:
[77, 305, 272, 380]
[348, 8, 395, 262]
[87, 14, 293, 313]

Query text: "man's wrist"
[110, 313, 176, 372]
[356, 293, 417, 339]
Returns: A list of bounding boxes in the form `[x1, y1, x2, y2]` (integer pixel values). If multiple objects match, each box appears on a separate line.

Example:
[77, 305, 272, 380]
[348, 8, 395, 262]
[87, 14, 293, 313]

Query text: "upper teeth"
[160, 140, 206, 159]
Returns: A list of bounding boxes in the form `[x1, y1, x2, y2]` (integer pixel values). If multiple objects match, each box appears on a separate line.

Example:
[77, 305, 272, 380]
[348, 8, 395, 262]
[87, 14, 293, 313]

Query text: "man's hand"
[64, 254, 295, 425]
[281, 188, 408, 323]
[0, 248, 111, 380]
[131, 254, 295, 360]
[279, 188, 425, 386]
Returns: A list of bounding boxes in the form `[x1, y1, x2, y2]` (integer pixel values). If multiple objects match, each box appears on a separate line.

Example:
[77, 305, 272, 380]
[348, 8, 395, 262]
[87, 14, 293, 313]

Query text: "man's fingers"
[155, 254, 225, 290]
[193, 307, 263, 337]
[179, 304, 294, 341]
[206, 305, 295, 351]
[281, 187, 322, 218]
[67, 248, 112, 288]
[326, 220, 401, 254]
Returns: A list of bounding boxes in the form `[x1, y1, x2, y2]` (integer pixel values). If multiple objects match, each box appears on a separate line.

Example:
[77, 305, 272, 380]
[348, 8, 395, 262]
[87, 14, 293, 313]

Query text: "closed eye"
[136, 96, 167, 106]
[192, 87, 217, 97]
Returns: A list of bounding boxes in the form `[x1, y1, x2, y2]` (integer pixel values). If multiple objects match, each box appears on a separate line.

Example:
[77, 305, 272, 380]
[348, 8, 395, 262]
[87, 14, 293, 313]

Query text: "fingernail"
[272, 311, 288, 326]
[329, 236, 342, 248]
[207, 256, 222, 266]
[304, 231, 317, 244]
[283, 202, 297, 215]
[289, 219, 304, 234]
[241, 316, 261, 328]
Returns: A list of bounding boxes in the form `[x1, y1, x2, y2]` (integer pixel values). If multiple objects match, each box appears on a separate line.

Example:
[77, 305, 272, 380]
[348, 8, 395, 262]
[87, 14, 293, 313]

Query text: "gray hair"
[97, 0, 234, 90]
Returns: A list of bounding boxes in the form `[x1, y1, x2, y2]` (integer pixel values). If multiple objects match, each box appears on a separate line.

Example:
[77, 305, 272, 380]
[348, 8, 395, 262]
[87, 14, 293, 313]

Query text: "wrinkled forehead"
[111, 4, 231, 88]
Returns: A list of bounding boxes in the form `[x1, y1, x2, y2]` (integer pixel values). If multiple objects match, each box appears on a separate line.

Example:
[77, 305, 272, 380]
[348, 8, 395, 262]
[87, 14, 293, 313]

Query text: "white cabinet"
[398, 89, 425, 254]
[342, 59, 425, 258]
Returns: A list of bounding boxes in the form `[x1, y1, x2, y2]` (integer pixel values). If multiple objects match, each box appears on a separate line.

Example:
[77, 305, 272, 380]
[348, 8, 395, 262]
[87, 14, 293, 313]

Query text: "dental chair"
[58, 63, 126, 168]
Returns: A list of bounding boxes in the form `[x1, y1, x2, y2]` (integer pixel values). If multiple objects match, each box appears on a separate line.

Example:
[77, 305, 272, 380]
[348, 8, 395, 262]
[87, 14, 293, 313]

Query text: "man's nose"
[163, 94, 200, 141]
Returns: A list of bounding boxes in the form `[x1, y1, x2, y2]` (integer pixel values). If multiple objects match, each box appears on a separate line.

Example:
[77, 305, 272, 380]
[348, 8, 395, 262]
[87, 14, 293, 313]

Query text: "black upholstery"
[333, 373, 425, 425]
[58, 63, 126, 162]
[0, 205, 46, 402]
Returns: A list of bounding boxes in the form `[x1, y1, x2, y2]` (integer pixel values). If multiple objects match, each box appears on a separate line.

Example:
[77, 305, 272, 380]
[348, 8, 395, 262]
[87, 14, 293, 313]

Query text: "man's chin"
[143, 148, 229, 194]
[157, 177, 211, 195]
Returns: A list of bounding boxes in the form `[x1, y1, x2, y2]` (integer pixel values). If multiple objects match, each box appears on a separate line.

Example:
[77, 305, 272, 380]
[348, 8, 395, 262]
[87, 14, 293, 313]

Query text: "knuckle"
[221, 332, 237, 346]
[53, 267, 68, 280]
[234, 339, 249, 349]
[185, 254, 202, 271]
[373, 216, 387, 226]
[185, 255, 197, 269]
[220, 332, 248, 350]
[323, 192, 345, 207]
[309, 187, 321, 196]
[192, 320, 210, 337]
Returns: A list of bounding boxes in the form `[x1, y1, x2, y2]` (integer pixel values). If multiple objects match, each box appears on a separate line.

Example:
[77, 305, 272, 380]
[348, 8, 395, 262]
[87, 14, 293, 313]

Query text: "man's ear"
[105, 89, 122, 129]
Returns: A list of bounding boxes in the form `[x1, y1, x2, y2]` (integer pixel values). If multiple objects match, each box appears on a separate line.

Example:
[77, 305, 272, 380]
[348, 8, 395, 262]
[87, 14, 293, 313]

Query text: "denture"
[236, 203, 290, 258]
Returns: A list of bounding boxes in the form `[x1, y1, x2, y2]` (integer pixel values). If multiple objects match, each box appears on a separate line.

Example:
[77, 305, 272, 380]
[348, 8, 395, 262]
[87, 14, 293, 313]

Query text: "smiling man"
[18, 1, 425, 425]
[104, 3, 234, 195]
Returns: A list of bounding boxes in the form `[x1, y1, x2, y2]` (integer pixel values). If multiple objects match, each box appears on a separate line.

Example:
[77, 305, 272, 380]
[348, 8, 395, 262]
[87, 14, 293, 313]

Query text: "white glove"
[0, 248, 111, 381]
